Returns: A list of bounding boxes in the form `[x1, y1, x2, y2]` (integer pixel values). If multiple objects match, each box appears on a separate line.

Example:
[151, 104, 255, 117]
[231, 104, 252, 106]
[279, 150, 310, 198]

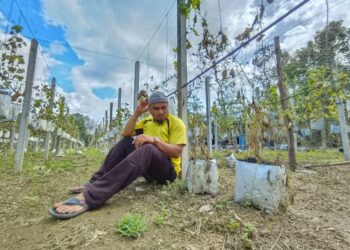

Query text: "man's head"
[148, 91, 169, 122]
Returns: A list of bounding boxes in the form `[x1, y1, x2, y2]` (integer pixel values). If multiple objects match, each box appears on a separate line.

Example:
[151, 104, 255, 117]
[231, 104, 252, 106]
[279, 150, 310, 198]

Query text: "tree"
[72, 113, 91, 145]
[0, 25, 26, 102]
[283, 21, 350, 148]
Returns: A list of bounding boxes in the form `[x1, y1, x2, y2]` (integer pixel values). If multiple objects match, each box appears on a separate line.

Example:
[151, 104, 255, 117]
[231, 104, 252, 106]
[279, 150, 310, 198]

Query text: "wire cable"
[13, 0, 36, 39]
[167, 0, 312, 98]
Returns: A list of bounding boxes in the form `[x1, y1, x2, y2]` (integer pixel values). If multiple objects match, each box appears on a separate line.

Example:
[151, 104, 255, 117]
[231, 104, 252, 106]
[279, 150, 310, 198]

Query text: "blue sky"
[0, 0, 349, 120]
[0, 0, 84, 93]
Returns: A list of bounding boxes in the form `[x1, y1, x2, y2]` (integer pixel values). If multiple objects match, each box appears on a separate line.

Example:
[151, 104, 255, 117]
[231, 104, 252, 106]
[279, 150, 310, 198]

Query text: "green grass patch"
[82, 148, 104, 165]
[0, 150, 87, 173]
[116, 213, 146, 238]
[234, 149, 343, 165]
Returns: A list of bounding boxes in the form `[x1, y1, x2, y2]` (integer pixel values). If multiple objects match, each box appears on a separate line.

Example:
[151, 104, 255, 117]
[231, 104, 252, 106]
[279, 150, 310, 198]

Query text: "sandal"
[49, 197, 89, 219]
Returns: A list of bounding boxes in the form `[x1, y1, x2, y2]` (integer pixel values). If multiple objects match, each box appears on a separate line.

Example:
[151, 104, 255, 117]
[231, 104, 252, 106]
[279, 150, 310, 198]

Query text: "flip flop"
[49, 197, 89, 219]
[69, 182, 91, 194]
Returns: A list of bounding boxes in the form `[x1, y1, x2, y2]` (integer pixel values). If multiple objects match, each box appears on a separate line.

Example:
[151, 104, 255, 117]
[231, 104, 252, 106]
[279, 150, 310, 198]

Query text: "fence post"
[177, 0, 189, 180]
[205, 77, 212, 157]
[133, 61, 140, 111]
[44, 77, 56, 160]
[14, 39, 38, 171]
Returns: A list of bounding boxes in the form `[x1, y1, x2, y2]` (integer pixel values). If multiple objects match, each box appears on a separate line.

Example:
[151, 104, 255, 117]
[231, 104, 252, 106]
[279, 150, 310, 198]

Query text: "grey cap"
[148, 91, 168, 105]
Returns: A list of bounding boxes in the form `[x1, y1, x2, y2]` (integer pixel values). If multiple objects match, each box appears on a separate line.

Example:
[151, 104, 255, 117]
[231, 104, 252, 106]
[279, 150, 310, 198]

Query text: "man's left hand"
[132, 135, 154, 148]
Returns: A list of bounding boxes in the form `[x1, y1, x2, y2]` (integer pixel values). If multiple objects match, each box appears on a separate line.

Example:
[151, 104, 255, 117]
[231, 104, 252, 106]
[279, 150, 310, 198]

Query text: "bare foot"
[54, 193, 86, 214]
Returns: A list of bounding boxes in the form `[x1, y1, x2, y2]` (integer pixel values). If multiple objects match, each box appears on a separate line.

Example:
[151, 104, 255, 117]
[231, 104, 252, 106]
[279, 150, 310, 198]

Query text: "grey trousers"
[83, 137, 176, 209]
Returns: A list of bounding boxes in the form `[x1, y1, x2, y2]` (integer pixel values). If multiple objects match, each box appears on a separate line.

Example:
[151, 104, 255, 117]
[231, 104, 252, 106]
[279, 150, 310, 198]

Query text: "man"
[50, 91, 187, 219]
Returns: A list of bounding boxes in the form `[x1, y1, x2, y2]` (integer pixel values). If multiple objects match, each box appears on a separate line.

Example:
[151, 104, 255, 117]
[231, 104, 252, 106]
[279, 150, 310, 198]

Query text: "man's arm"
[121, 99, 148, 137]
[121, 113, 140, 137]
[133, 134, 184, 157]
[153, 137, 184, 157]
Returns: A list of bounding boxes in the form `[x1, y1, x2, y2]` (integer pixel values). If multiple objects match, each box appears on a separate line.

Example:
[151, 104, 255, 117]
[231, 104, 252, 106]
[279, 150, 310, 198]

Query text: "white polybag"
[187, 159, 218, 195]
[235, 160, 286, 214]
[0, 94, 11, 119]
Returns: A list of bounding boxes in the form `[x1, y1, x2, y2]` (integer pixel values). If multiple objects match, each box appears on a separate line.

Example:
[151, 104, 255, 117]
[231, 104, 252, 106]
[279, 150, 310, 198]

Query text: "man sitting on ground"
[50, 91, 187, 219]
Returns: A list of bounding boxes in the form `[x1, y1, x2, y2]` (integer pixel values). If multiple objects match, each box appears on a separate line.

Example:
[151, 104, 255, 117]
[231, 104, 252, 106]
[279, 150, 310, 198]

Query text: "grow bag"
[235, 160, 286, 214]
[187, 159, 218, 195]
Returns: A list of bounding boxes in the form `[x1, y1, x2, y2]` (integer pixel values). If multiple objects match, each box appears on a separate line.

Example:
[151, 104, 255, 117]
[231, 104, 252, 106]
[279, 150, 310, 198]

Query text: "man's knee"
[138, 143, 158, 153]
[119, 136, 133, 144]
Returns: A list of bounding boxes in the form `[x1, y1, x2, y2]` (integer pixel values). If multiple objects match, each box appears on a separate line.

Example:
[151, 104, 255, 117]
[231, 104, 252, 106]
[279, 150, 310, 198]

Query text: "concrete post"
[133, 61, 140, 111]
[14, 39, 38, 171]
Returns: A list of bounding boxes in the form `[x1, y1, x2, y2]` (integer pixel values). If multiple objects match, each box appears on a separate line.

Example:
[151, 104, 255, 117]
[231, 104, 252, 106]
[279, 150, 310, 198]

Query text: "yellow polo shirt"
[134, 113, 186, 175]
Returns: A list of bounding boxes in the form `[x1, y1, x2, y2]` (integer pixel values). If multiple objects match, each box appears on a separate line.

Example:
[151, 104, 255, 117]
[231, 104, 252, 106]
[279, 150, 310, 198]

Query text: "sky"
[0, 0, 349, 122]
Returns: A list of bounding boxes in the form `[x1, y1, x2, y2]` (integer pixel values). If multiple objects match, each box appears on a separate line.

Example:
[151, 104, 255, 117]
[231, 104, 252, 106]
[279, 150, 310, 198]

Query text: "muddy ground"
[0, 151, 349, 250]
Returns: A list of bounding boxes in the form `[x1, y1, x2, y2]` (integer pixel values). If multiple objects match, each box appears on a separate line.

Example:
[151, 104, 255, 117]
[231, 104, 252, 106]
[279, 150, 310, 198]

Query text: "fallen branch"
[303, 161, 350, 169]
[270, 228, 284, 250]
[233, 211, 247, 227]
[303, 200, 312, 209]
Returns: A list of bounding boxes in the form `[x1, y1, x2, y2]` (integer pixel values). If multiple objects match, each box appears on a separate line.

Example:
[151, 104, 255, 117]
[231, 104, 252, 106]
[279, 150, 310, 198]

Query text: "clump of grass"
[226, 219, 240, 232]
[242, 200, 252, 208]
[153, 213, 167, 226]
[214, 200, 229, 210]
[244, 223, 255, 238]
[116, 214, 146, 238]
[241, 223, 255, 249]
[162, 179, 187, 194]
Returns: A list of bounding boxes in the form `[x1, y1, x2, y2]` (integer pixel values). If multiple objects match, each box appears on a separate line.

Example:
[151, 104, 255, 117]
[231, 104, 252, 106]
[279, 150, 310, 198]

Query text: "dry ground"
[0, 150, 349, 250]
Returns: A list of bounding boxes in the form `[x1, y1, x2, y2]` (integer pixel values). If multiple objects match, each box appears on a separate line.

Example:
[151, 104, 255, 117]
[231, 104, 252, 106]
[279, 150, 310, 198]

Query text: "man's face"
[149, 102, 169, 122]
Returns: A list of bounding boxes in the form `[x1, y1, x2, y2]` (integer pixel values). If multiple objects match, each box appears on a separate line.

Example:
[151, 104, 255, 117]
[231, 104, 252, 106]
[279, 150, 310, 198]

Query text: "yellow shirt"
[134, 113, 187, 175]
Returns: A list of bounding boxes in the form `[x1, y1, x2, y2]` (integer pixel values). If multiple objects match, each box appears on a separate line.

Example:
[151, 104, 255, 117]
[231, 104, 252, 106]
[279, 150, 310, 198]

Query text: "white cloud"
[0, 12, 7, 27]
[36, 0, 350, 121]
[47, 41, 67, 55]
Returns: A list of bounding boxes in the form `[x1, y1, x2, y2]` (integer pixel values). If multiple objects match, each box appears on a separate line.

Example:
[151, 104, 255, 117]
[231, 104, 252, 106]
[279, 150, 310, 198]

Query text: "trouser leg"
[83, 143, 176, 209]
[89, 137, 135, 183]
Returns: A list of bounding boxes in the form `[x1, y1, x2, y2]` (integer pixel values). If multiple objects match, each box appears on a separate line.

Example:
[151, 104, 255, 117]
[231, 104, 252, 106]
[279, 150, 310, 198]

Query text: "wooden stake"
[177, 0, 189, 179]
[274, 36, 297, 171]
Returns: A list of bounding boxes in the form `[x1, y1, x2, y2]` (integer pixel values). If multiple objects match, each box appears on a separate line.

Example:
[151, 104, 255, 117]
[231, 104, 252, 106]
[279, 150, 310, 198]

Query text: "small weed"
[226, 219, 240, 232]
[116, 214, 146, 238]
[241, 233, 253, 249]
[244, 223, 255, 238]
[163, 179, 187, 194]
[242, 200, 252, 208]
[153, 213, 167, 226]
[214, 200, 228, 210]
[241, 224, 255, 249]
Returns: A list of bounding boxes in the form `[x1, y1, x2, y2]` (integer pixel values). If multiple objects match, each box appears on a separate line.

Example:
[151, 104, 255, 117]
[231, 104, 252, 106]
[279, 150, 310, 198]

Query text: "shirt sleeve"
[169, 118, 187, 145]
[134, 118, 145, 130]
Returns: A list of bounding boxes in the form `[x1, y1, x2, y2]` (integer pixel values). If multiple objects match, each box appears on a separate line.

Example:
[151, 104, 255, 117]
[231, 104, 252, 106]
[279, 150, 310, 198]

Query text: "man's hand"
[132, 134, 154, 148]
[135, 98, 149, 116]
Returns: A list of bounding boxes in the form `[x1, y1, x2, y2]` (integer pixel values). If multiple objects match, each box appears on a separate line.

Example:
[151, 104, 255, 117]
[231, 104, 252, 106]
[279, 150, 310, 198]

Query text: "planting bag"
[187, 159, 218, 195]
[225, 154, 236, 168]
[0, 94, 11, 119]
[235, 160, 286, 214]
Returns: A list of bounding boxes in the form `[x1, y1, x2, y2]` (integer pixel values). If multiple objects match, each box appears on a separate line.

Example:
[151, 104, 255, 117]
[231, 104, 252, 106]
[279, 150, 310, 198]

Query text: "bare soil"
[0, 153, 349, 250]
